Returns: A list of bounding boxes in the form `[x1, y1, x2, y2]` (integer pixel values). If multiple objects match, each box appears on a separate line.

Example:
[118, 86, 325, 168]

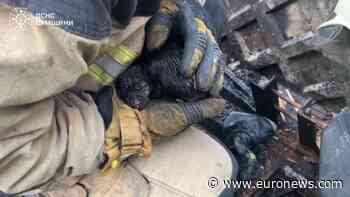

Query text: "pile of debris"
[222, 62, 333, 197]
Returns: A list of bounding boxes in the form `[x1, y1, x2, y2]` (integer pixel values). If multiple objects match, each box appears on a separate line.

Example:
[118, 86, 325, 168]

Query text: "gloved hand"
[93, 87, 225, 171]
[223, 112, 277, 180]
[146, 0, 225, 94]
[140, 98, 226, 136]
[93, 87, 226, 133]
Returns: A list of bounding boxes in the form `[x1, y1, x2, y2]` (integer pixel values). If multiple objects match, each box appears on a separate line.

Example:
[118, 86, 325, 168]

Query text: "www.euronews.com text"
[208, 177, 343, 190]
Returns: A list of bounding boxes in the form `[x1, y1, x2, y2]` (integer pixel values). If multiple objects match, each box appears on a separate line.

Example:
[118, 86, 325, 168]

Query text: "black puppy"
[116, 44, 206, 110]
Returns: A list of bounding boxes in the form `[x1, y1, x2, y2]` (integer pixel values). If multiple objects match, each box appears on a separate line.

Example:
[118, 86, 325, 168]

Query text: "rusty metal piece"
[251, 78, 328, 154]
[272, 89, 330, 129]
[271, 88, 324, 153]
[275, 103, 327, 129]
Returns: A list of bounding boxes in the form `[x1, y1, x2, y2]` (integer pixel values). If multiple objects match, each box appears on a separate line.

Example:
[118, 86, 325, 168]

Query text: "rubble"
[303, 81, 346, 100]
[116, 1, 346, 196]
[221, 0, 345, 112]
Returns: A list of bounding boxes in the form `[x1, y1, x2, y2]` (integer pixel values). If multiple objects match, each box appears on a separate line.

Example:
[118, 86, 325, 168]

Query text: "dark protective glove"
[145, 0, 225, 94]
[141, 98, 226, 136]
[223, 112, 277, 180]
[91, 85, 225, 133]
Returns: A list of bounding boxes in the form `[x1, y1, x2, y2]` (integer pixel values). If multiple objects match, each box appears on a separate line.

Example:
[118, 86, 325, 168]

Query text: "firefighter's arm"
[0, 5, 107, 194]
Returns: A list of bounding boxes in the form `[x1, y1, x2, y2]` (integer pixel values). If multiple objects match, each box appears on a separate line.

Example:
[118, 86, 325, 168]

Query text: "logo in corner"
[9, 8, 31, 30]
